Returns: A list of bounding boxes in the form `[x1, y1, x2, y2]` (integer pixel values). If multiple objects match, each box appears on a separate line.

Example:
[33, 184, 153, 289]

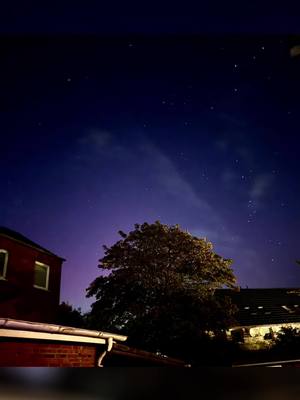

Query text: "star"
[233, 88, 238, 93]
[234, 64, 238, 68]
[66, 78, 72, 83]
[210, 106, 214, 110]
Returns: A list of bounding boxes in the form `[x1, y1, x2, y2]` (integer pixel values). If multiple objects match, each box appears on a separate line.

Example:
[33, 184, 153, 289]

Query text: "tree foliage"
[55, 302, 87, 329]
[86, 221, 237, 360]
[273, 326, 300, 353]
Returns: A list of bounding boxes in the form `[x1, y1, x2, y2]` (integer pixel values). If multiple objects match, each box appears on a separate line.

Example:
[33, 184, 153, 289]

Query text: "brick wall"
[0, 340, 98, 367]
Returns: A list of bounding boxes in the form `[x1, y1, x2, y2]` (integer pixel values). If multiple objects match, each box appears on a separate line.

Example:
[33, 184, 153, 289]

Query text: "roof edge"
[0, 228, 66, 262]
[0, 318, 127, 342]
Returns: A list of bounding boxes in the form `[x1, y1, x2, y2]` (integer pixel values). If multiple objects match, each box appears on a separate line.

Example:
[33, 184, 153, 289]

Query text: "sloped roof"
[0, 227, 65, 261]
[217, 288, 300, 326]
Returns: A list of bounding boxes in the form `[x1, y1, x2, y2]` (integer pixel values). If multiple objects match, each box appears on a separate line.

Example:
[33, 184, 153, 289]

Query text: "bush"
[272, 326, 300, 354]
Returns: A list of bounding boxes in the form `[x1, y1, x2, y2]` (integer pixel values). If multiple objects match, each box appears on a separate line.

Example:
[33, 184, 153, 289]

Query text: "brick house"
[0, 227, 65, 323]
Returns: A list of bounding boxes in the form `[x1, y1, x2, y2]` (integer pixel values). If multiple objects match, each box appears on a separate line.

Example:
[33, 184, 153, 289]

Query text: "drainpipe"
[97, 337, 114, 367]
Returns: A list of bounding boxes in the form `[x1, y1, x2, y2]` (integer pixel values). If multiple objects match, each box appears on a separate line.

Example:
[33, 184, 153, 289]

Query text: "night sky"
[1, 10, 300, 310]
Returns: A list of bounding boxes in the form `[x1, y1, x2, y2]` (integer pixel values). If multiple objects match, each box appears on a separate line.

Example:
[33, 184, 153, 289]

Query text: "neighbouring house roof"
[217, 288, 300, 327]
[109, 343, 190, 367]
[0, 227, 65, 261]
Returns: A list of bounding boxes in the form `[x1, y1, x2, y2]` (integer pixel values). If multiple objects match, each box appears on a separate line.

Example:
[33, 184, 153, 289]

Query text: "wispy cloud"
[75, 129, 240, 255]
[76, 129, 133, 163]
[190, 226, 241, 248]
[235, 146, 254, 164]
[79, 130, 112, 150]
[78, 130, 219, 217]
[139, 139, 216, 216]
[218, 113, 247, 128]
[215, 139, 228, 152]
[250, 173, 274, 201]
[221, 168, 237, 185]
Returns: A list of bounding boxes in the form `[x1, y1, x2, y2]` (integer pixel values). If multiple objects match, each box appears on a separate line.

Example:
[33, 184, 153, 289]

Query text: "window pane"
[0, 252, 7, 277]
[34, 264, 48, 288]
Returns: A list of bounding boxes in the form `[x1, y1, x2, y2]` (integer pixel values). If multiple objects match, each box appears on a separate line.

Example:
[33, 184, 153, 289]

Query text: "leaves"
[86, 221, 237, 360]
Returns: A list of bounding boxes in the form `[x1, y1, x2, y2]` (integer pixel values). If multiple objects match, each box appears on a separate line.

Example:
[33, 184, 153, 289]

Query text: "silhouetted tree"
[86, 221, 237, 361]
[273, 326, 300, 354]
[55, 302, 87, 328]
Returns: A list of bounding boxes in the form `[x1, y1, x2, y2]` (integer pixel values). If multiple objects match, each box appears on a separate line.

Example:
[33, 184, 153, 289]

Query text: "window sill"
[33, 284, 49, 291]
[0, 276, 7, 281]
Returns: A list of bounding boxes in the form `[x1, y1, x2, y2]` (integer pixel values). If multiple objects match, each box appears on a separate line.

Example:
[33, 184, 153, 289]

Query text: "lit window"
[244, 306, 250, 310]
[33, 261, 49, 290]
[258, 306, 263, 309]
[0, 250, 8, 279]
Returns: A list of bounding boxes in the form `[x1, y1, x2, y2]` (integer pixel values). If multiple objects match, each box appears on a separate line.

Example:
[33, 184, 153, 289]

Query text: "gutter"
[0, 318, 127, 367]
[233, 359, 300, 367]
[0, 318, 127, 342]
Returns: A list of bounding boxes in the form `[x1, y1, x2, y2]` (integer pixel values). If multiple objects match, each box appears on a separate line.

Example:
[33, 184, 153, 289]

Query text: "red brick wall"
[0, 235, 63, 322]
[0, 340, 97, 367]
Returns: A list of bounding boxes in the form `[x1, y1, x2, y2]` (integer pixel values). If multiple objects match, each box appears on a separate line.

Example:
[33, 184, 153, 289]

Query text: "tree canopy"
[86, 221, 237, 361]
[55, 302, 87, 329]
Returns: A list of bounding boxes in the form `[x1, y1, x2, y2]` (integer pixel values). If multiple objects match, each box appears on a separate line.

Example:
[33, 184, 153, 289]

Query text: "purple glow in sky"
[1, 32, 300, 311]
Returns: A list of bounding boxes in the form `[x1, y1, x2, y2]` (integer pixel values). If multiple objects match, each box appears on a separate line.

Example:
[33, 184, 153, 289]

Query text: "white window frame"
[33, 261, 50, 290]
[0, 249, 8, 279]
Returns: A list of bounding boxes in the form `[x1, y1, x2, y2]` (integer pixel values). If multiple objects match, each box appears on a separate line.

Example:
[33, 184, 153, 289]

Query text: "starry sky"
[1, 12, 300, 310]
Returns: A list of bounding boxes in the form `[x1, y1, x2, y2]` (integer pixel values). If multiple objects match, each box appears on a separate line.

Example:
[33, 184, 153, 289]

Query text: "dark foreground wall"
[0, 339, 188, 367]
[0, 340, 98, 367]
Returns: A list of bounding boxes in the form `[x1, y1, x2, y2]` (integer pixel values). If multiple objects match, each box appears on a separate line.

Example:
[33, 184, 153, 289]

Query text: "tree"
[86, 221, 237, 362]
[55, 302, 87, 329]
[272, 326, 300, 356]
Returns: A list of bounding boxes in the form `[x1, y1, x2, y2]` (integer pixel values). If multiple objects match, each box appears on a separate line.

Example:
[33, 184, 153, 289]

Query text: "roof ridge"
[0, 226, 65, 261]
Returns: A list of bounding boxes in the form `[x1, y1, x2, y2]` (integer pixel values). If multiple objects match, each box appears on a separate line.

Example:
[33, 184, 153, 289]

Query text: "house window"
[33, 261, 49, 290]
[0, 250, 8, 279]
